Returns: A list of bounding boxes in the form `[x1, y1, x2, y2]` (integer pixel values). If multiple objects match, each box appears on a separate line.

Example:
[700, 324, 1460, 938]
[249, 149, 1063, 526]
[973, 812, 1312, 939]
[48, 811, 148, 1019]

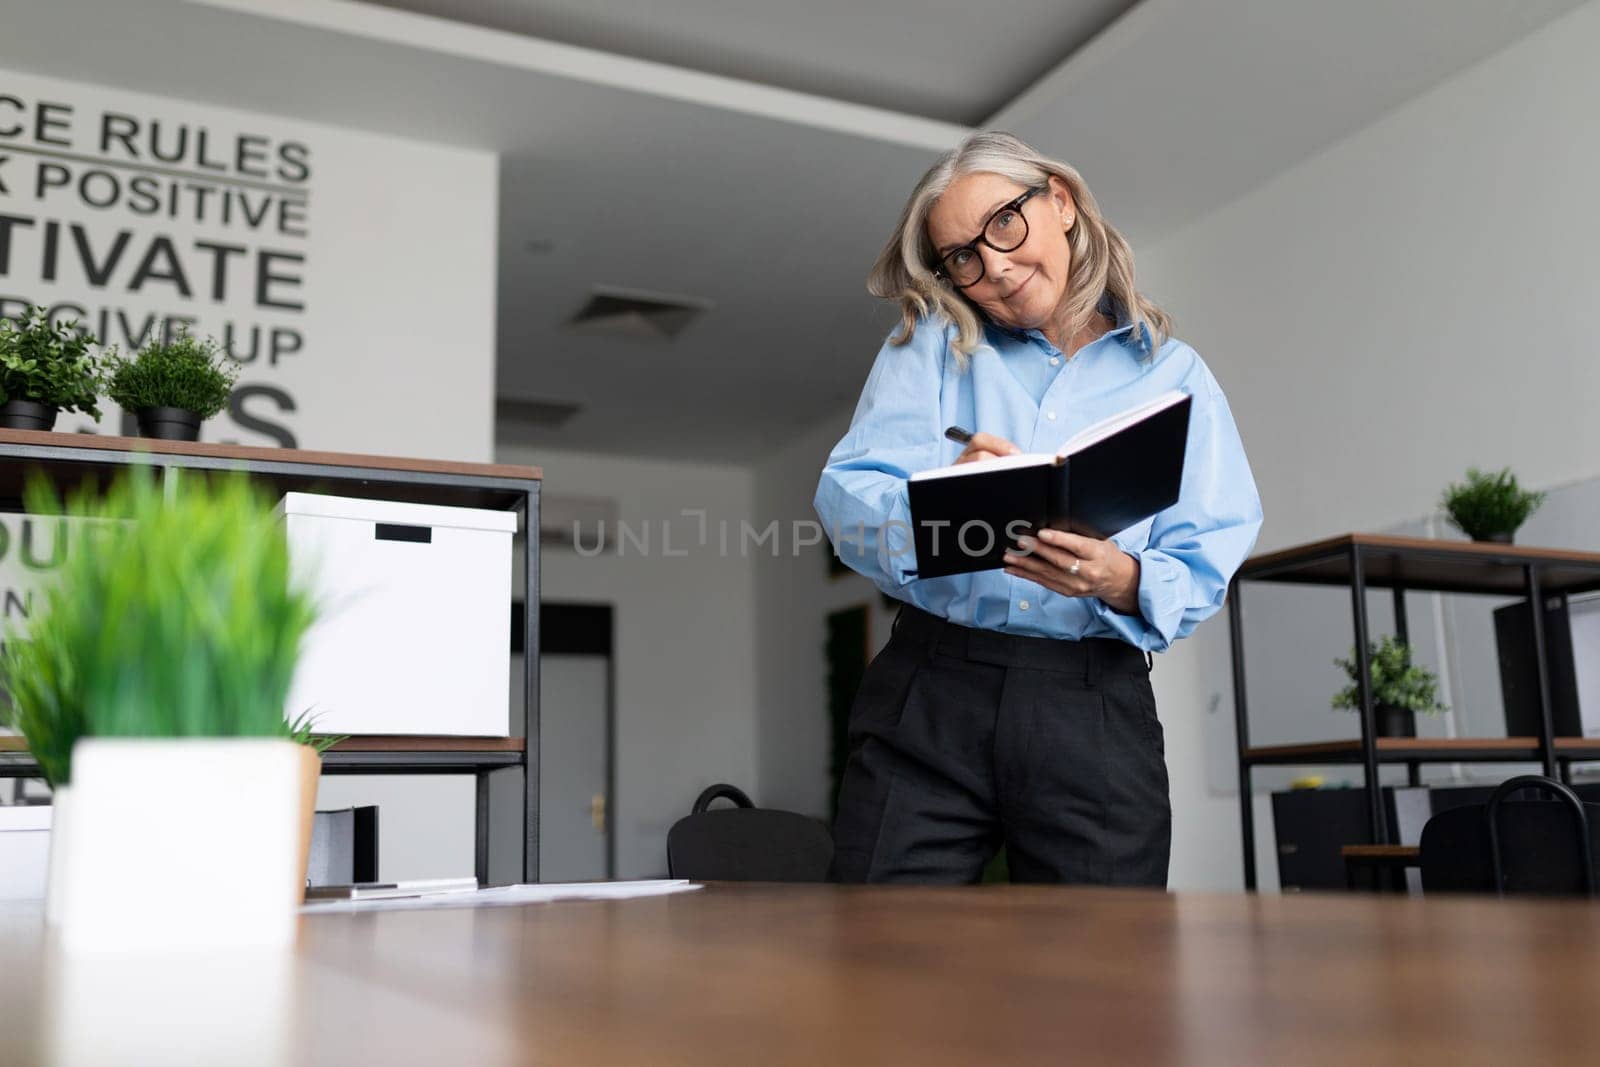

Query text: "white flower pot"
[46, 738, 316, 954]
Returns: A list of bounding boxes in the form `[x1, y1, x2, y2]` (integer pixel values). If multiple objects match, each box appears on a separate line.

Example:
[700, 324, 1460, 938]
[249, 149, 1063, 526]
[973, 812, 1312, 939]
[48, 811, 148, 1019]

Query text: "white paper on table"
[300, 879, 702, 914]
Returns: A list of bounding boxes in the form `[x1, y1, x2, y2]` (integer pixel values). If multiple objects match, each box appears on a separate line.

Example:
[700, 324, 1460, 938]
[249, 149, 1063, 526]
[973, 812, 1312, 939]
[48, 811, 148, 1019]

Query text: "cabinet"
[1228, 533, 1600, 889]
[0, 429, 541, 885]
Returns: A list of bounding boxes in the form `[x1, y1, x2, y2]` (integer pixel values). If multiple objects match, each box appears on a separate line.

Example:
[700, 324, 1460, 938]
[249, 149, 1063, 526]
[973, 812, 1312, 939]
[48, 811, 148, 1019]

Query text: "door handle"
[590, 793, 607, 834]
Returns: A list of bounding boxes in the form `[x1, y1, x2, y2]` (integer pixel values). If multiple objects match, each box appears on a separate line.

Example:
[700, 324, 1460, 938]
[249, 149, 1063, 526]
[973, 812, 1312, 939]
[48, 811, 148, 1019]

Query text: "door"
[518, 602, 613, 882]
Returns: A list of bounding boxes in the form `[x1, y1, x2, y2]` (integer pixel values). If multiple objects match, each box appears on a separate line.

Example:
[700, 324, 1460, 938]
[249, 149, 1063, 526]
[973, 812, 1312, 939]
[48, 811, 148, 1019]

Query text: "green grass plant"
[1440, 467, 1544, 541]
[1, 468, 329, 787]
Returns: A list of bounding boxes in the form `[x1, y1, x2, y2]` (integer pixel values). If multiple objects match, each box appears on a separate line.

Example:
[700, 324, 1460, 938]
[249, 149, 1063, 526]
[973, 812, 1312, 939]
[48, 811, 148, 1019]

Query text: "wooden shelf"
[0, 433, 542, 881]
[0, 428, 541, 512]
[1230, 532, 1600, 887]
[1243, 737, 1600, 766]
[0, 428, 541, 481]
[0, 735, 522, 753]
[322, 736, 523, 752]
[1340, 844, 1420, 860]
[1238, 532, 1600, 596]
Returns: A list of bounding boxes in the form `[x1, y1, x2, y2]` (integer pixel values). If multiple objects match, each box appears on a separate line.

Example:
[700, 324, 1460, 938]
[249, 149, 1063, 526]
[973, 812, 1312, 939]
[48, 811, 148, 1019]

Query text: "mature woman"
[814, 131, 1262, 886]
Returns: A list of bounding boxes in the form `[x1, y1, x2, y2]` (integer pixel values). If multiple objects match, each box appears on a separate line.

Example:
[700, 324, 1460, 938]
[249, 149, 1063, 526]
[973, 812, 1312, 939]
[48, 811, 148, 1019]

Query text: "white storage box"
[0, 804, 51, 901]
[281, 493, 516, 736]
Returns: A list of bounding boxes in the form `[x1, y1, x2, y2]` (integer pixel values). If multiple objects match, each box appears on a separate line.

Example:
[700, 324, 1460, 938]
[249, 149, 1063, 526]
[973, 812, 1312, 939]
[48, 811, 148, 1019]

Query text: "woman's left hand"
[1003, 529, 1142, 615]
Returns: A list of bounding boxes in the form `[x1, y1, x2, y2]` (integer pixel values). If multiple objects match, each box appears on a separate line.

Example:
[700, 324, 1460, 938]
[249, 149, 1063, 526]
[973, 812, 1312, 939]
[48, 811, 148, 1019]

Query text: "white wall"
[0, 69, 500, 879]
[752, 1, 1600, 892]
[752, 412, 901, 820]
[0, 67, 496, 460]
[1128, 0, 1600, 890]
[319, 446, 761, 882]
[29, 3, 1591, 890]
[499, 445, 760, 878]
[330, 0, 1600, 888]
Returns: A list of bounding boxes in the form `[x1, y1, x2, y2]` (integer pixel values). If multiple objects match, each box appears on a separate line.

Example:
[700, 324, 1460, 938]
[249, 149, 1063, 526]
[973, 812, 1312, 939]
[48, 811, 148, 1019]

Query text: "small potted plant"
[1440, 467, 1545, 544]
[106, 329, 239, 441]
[0, 306, 108, 431]
[1332, 635, 1448, 738]
[1, 470, 332, 952]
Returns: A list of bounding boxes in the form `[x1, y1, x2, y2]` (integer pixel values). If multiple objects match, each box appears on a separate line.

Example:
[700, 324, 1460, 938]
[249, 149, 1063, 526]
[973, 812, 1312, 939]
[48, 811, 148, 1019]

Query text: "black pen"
[944, 425, 974, 445]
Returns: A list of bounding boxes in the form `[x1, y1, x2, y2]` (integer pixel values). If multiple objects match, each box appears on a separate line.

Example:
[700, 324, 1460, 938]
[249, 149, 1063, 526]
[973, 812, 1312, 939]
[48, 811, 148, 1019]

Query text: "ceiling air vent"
[539, 494, 618, 551]
[567, 286, 711, 340]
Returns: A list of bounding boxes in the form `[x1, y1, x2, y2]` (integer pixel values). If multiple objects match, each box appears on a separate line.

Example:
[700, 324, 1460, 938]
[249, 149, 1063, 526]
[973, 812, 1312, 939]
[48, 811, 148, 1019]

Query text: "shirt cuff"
[877, 489, 919, 588]
[1094, 547, 1187, 652]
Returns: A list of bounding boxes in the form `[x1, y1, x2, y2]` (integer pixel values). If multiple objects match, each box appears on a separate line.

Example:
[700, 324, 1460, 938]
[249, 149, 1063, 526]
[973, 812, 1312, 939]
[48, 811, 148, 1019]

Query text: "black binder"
[906, 390, 1191, 579]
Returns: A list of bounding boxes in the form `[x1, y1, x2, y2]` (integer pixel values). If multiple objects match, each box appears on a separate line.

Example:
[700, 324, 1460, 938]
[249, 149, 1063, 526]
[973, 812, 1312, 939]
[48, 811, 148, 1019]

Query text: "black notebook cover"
[906, 392, 1192, 579]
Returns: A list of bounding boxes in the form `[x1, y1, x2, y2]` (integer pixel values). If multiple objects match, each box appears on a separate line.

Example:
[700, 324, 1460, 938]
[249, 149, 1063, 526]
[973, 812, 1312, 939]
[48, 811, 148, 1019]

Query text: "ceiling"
[0, 0, 1585, 463]
[359, 0, 1137, 124]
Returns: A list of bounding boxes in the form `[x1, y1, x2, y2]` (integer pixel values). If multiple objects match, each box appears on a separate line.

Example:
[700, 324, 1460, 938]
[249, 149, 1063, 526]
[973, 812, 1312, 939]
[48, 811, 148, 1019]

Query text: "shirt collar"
[984, 292, 1153, 358]
[1096, 292, 1156, 356]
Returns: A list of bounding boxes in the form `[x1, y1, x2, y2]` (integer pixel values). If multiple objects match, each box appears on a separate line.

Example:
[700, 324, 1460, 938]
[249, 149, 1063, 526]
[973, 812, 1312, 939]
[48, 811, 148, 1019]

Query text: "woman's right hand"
[955, 433, 1022, 464]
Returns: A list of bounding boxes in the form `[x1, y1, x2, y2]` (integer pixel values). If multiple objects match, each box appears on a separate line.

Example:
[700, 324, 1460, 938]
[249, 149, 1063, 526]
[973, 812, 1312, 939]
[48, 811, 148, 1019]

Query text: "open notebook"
[906, 390, 1191, 579]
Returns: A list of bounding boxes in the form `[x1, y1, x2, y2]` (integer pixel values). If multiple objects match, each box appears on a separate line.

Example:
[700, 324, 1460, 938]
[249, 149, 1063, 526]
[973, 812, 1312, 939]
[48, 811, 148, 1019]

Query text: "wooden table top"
[3, 883, 1597, 1066]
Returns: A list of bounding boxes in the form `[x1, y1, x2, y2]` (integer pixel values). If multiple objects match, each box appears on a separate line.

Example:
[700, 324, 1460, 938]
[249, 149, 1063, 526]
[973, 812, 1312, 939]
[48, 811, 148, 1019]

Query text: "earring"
[1063, 216, 1074, 229]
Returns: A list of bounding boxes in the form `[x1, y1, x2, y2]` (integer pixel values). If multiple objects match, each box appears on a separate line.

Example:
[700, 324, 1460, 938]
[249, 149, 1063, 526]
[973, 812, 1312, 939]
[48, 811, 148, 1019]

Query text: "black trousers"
[830, 605, 1171, 886]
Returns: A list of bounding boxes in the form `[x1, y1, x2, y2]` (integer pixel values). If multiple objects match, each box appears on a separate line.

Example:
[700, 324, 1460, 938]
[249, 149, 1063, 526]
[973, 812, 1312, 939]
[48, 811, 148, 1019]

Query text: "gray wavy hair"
[868, 130, 1171, 365]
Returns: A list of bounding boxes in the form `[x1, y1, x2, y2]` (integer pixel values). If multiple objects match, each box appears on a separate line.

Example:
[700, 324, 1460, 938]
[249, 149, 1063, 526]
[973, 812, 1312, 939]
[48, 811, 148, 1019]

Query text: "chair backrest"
[666, 783, 833, 882]
[1420, 775, 1600, 896]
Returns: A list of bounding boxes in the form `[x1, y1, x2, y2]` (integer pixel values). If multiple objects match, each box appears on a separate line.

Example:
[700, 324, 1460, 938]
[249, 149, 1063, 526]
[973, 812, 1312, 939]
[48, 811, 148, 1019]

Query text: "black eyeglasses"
[933, 186, 1046, 290]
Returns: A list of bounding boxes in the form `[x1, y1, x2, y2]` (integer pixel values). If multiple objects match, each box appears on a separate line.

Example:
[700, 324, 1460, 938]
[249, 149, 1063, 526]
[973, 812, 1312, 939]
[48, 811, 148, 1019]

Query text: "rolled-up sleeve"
[814, 324, 946, 594]
[1091, 365, 1263, 652]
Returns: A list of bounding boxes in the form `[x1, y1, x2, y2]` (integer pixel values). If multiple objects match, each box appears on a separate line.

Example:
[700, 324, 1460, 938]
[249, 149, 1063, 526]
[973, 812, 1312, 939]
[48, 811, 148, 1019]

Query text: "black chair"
[666, 784, 833, 882]
[1419, 775, 1599, 897]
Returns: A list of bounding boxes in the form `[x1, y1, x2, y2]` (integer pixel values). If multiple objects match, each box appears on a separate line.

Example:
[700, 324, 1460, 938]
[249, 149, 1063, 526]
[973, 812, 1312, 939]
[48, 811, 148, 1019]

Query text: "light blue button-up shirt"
[814, 301, 1263, 652]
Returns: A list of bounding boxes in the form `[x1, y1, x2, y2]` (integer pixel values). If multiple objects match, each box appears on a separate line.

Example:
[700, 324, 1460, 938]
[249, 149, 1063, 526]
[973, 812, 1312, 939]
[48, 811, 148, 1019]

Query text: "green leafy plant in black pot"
[1332, 635, 1448, 738]
[0, 306, 108, 431]
[107, 329, 239, 441]
[1440, 467, 1545, 544]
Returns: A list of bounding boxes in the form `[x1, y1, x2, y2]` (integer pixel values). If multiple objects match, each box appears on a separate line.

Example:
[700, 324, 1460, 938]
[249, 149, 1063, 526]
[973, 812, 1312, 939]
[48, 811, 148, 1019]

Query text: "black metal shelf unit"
[0, 430, 541, 886]
[1228, 533, 1600, 890]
